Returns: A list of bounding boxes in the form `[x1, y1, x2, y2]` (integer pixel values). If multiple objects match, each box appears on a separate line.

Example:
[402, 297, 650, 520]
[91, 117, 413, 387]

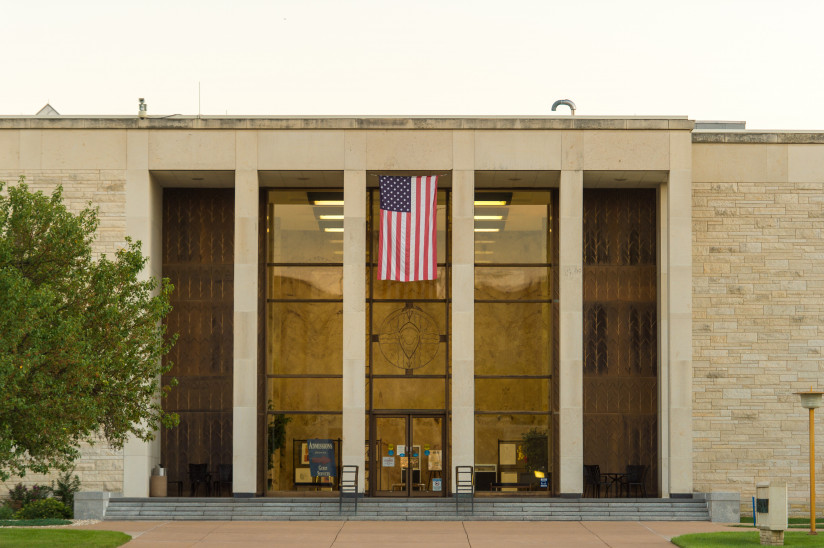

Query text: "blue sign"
[388, 450, 394, 456]
[424, 450, 430, 456]
[540, 477, 548, 489]
[308, 439, 336, 478]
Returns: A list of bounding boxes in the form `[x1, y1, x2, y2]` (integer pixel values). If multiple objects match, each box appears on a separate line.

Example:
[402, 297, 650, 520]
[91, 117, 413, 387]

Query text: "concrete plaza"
[78, 520, 739, 547]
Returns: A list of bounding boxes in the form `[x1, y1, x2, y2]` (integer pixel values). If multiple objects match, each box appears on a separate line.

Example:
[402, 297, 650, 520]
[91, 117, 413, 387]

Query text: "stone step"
[105, 497, 709, 522]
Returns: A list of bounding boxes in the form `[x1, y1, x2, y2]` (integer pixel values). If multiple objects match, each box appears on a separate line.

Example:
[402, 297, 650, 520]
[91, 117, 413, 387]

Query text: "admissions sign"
[308, 439, 336, 478]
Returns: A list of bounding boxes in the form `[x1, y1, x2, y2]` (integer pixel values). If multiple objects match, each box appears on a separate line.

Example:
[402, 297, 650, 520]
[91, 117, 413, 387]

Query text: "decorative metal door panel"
[161, 189, 234, 488]
[582, 189, 657, 496]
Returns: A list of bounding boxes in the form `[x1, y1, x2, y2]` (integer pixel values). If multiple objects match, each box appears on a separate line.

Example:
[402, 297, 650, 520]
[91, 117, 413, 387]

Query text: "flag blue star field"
[378, 175, 438, 281]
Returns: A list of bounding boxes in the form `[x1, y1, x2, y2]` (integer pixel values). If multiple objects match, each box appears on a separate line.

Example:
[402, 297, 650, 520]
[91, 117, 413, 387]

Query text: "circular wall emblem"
[378, 304, 440, 371]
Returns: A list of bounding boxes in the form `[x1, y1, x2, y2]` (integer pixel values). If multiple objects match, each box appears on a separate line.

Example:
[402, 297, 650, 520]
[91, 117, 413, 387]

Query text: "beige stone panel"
[0, 131, 19, 169]
[38, 130, 126, 170]
[234, 309, 257, 361]
[232, 405, 257, 493]
[692, 143, 767, 183]
[582, 130, 669, 170]
[234, 263, 257, 314]
[559, 411, 583, 493]
[126, 130, 149, 171]
[365, 130, 452, 170]
[452, 131, 475, 170]
[669, 131, 692, 171]
[559, 169, 583, 494]
[668, 406, 694, 494]
[123, 434, 160, 497]
[451, 265, 474, 316]
[561, 131, 583, 171]
[451, 357, 474, 492]
[257, 130, 344, 170]
[236, 131, 258, 171]
[787, 144, 824, 182]
[18, 130, 42, 169]
[474, 130, 561, 170]
[343, 170, 366, 491]
[344, 131, 366, 170]
[766, 145, 788, 183]
[233, 357, 257, 407]
[148, 130, 236, 169]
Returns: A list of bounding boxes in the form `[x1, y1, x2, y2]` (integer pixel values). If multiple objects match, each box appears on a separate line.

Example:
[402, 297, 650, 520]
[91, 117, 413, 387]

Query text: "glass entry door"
[371, 414, 446, 497]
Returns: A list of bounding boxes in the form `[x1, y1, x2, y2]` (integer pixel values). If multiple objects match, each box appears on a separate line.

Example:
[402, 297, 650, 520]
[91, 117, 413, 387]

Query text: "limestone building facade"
[0, 115, 822, 513]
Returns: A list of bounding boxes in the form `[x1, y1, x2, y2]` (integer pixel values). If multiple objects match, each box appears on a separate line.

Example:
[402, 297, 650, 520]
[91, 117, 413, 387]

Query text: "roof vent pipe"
[138, 98, 147, 119]
[551, 99, 576, 115]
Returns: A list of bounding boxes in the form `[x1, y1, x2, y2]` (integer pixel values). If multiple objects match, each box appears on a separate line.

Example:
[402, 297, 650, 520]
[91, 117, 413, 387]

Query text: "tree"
[0, 179, 178, 480]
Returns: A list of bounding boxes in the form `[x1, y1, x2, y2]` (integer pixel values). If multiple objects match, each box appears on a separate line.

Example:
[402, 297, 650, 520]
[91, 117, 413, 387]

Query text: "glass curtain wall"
[265, 190, 344, 493]
[366, 188, 450, 496]
[473, 190, 557, 495]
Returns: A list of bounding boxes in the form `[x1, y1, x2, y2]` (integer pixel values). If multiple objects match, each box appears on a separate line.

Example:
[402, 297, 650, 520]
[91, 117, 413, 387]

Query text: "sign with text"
[308, 439, 336, 478]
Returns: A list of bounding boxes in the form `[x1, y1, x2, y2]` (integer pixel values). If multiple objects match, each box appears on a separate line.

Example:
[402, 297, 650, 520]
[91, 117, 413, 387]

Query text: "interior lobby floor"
[77, 519, 739, 547]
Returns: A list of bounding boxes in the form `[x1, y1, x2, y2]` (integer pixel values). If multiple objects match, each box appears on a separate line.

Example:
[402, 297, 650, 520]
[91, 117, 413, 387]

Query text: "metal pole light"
[796, 390, 823, 535]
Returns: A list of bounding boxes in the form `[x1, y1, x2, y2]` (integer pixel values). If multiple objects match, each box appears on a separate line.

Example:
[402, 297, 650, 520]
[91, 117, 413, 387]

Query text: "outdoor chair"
[583, 464, 612, 498]
[621, 464, 648, 497]
[213, 463, 233, 496]
[188, 463, 212, 497]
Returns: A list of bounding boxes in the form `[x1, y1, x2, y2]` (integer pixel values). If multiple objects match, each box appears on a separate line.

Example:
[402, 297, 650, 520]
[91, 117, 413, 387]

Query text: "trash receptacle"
[755, 481, 787, 546]
[149, 465, 167, 497]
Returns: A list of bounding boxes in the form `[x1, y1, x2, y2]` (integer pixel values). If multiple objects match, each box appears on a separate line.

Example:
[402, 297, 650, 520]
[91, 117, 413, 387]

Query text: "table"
[600, 473, 627, 497]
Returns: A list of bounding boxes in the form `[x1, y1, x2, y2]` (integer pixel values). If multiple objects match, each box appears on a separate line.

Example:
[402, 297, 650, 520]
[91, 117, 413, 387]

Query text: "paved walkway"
[78, 520, 739, 547]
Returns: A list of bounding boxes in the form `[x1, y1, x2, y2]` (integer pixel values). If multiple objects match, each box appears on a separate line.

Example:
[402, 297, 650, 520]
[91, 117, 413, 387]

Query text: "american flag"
[377, 175, 438, 281]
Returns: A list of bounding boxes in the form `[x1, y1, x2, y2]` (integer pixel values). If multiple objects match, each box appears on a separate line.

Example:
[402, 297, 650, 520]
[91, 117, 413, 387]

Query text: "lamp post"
[796, 389, 823, 535]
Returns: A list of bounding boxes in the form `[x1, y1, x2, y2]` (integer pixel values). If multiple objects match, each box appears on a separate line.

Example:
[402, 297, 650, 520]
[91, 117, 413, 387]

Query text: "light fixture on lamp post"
[795, 389, 823, 535]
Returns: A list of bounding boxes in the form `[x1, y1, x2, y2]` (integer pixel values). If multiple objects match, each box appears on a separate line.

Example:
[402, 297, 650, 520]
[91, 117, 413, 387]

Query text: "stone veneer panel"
[693, 177, 824, 514]
[0, 169, 127, 495]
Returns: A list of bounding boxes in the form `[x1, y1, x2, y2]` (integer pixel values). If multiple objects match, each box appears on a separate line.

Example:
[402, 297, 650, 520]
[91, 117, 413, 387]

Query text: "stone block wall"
[693, 175, 824, 515]
[0, 169, 126, 496]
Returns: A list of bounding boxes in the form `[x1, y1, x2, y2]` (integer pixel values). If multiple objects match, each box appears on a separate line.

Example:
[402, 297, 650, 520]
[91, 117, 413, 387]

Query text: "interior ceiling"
[583, 170, 668, 187]
[475, 171, 560, 188]
[151, 170, 234, 187]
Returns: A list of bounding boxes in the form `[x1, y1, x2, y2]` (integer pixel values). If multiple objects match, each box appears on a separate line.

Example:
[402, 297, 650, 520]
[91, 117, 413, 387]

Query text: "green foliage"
[0, 179, 178, 480]
[8, 483, 52, 504]
[521, 428, 548, 473]
[0, 529, 130, 547]
[672, 531, 822, 547]
[15, 498, 71, 520]
[267, 401, 291, 471]
[52, 469, 81, 510]
[0, 505, 14, 519]
[0, 518, 71, 526]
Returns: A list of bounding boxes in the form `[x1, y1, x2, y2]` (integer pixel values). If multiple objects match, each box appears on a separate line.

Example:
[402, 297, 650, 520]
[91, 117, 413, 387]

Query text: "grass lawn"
[672, 531, 822, 547]
[739, 516, 824, 529]
[0, 529, 131, 547]
[0, 519, 72, 526]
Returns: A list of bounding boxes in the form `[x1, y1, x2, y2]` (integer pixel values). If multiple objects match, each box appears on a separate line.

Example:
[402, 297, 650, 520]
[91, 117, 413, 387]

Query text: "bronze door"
[371, 414, 446, 497]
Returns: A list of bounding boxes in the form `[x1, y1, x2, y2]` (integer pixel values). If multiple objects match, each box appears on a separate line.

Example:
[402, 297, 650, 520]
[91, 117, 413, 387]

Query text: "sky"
[2, 0, 824, 130]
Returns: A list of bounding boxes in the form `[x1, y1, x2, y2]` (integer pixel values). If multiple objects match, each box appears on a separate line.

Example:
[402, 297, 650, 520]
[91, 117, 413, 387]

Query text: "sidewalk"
[78, 520, 739, 547]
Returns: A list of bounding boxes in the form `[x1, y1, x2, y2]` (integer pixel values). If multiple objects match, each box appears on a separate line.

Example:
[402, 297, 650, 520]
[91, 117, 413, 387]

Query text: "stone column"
[342, 168, 366, 492]
[122, 129, 162, 497]
[667, 131, 693, 496]
[233, 132, 259, 496]
[451, 168, 475, 492]
[559, 169, 583, 496]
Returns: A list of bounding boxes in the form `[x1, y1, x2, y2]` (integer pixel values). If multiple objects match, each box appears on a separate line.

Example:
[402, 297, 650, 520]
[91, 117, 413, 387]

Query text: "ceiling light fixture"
[474, 215, 503, 221]
[314, 200, 344, 206]
[324, 227, 344, 233]
[319, 214, 344, 220]
[474, 228, 500, 233]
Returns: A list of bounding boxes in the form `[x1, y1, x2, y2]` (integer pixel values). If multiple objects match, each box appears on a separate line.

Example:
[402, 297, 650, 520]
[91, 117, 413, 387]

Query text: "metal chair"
[455, 466, 474, 514]
[213, 464, 233, 497]
[339, 465, 359, 513]
[188, 463, 212, 497]
[583, 464, 612, 498]
[622, 464, 648, 497]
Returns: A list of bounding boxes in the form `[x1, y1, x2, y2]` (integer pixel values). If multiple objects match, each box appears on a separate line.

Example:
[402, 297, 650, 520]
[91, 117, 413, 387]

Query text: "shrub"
[15, 498, 71, 520]
[8, 483, 53, 506]
[52, 469, 81, 511]
[0, 504, 14, 519]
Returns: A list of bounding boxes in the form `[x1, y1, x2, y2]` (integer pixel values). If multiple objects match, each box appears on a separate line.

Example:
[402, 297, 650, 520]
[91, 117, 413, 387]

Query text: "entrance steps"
[105, 497, 710, 521]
